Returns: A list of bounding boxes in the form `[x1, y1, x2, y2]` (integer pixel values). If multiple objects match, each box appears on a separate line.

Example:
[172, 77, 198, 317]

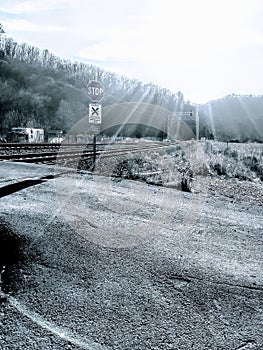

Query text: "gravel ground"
[0, 162, 262, 350]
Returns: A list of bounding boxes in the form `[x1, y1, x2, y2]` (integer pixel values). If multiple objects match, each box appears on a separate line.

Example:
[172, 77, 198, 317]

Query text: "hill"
[0, 24, 262, 142]
[0, 26, 192, 138]
[199, 95, 263, 142]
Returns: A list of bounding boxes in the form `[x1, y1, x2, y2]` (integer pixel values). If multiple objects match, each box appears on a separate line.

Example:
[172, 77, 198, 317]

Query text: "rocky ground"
[0, 160, 262, 350]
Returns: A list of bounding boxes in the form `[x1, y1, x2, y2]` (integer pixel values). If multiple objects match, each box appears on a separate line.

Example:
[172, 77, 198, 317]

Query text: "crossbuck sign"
[89, 103, 102, 124]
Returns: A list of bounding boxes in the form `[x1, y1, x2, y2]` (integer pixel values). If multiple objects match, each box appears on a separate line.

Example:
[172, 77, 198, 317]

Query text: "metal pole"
[195, 106, 199, 141]
[166, 115, 170, 140]
[92, 135, 96, 171]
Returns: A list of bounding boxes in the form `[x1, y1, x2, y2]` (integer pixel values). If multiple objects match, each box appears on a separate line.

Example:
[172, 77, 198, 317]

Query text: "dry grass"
[78, 140, 263, 191]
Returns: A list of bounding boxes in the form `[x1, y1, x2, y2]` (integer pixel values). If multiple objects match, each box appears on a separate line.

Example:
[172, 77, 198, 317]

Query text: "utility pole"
[195, 105, 199, 141]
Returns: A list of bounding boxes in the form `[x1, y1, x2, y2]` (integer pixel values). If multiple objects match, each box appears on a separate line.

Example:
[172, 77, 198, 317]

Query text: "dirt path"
[0, 163, 262, 349]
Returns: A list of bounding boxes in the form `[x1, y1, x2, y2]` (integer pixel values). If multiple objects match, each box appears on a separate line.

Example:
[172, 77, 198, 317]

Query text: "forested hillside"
[0, 23, 262, 142]
[0, 25, 191, 137]
[199, 95, 263, 142]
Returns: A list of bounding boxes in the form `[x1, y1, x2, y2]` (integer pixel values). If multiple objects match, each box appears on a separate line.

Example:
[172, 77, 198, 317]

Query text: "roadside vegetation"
[91, 141, 263, 192]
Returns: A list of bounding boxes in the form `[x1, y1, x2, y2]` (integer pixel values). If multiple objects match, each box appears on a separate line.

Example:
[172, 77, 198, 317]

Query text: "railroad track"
[0, 142, 105, 153]
[0, 144, 105, 163]
[0, 141, 171, 165]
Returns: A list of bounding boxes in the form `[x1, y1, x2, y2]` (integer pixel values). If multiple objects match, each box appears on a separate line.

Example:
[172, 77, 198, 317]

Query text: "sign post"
[87, 81, 104, 171]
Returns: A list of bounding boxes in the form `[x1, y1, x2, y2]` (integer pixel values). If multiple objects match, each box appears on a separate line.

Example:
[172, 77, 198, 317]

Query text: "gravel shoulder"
[0, 162, 262, 350]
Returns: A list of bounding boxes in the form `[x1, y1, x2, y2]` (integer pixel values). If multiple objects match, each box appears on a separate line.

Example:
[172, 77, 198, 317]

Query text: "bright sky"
[1, 0, 263, 103]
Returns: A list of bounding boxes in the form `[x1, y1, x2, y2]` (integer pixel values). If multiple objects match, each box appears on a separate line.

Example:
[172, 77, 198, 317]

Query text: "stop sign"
[87, 81, 105, 102]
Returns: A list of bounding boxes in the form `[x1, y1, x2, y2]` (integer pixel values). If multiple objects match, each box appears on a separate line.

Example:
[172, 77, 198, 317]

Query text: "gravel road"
[0, 162, 262, 350]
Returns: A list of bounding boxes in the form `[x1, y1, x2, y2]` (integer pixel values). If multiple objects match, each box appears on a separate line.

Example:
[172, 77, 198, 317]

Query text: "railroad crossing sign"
[87, 80, 105, 102]
[89, 103, 102, 124]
